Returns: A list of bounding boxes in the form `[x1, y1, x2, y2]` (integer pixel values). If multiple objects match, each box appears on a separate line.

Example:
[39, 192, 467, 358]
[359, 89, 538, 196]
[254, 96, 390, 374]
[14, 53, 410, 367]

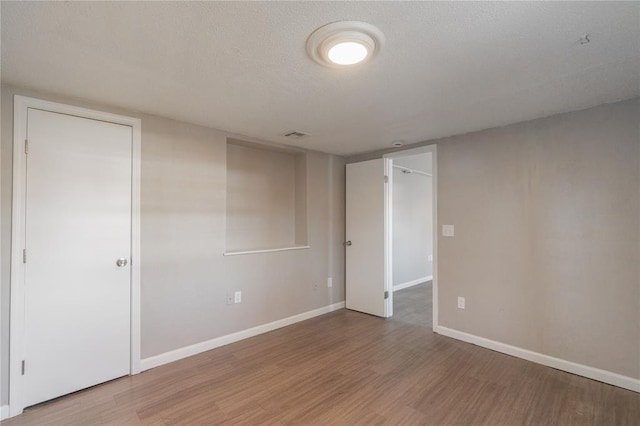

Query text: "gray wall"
[352, 98, 640, 380]
[0, 84, 346, 404]
[392, 154, 433, 287]
[226, 142, 299, 252]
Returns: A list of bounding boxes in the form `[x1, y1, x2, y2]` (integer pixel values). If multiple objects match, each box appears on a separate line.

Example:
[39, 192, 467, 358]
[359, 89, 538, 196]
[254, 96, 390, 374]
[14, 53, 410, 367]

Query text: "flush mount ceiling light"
[306, 21, 385, 68]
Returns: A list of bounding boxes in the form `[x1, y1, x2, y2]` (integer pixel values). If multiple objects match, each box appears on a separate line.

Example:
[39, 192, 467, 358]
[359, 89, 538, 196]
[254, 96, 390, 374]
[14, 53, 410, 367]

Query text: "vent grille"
[284, 131, 310, 138]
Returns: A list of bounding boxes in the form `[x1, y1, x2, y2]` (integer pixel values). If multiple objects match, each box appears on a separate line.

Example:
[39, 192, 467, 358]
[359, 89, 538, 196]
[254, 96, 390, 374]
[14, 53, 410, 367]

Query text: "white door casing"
[9, 96, 141, 417]
[345, 158, 392, 317]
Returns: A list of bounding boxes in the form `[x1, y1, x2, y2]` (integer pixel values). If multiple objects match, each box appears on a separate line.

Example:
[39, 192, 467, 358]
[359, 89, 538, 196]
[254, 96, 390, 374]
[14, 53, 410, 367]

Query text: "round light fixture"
[328, 42, 369, 65]
[307, 21, 384, 68]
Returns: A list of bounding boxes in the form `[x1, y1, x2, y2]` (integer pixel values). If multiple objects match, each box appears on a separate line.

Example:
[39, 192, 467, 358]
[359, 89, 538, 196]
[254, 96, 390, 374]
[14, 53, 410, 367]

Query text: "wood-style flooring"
[3, 282, 638, 425]
[392, 281, 432, 327]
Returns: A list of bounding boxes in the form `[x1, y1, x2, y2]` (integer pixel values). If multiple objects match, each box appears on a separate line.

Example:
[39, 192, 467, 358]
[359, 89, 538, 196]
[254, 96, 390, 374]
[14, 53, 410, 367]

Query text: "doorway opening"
[343, 145, 437, 327]
[385, 146, 436, 328]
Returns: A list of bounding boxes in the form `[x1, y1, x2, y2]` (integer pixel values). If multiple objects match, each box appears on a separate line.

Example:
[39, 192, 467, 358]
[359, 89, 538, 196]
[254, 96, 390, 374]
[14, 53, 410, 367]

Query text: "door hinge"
[23, 249, 27, 264]
[384, 175, 389, 183]
[25, 139, 28, 155]
[384, 290, 389, 299]
[21, 360, 25, 375]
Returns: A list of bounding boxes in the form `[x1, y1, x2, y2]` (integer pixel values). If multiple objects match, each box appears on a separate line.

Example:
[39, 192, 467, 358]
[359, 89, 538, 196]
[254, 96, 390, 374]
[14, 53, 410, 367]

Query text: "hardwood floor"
[3, 288, 639, 425]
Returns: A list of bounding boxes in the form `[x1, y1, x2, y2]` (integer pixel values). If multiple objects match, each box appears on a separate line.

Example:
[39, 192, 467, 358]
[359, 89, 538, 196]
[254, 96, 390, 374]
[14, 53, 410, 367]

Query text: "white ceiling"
[2, 2, 639, 156]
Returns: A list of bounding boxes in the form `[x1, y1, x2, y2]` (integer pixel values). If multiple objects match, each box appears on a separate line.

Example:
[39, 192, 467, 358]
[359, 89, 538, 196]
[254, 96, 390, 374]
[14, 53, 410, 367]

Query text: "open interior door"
[345, 158, 392, 317]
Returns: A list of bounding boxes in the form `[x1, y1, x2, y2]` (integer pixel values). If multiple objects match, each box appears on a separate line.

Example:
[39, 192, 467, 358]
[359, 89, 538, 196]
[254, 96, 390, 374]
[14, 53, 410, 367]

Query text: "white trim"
[431, 146, 438, 330]
[1, 405, 9, 420]
[383, 158, 393, 317]
[393, 276, 432, 292]
[0, 89, 2, 418]
[384, 144, 438, 330]
[130, 115, 142, 375]
[10, 95, 29, 417]
[435, 326, 640, 393]
[141, 302, 346, 371]
[9, 95, 142, 417]
[223, 245, 310, 256]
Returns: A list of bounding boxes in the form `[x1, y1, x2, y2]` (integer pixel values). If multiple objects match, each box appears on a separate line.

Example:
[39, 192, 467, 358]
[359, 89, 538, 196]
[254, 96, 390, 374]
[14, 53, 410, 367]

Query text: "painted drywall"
[392, 154, 433, 287]
[226, 142, 303, 252]
[350, 98, 640, 380]
[0, 84, 346, 405]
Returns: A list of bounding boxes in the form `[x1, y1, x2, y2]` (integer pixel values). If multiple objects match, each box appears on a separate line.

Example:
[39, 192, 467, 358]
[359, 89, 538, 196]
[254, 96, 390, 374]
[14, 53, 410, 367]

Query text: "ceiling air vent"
[284, 131, 310, 138]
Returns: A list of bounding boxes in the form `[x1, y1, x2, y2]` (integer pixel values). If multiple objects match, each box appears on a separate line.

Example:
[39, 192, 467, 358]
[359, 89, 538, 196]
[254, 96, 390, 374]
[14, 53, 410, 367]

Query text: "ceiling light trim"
[306, 21, 385, 68]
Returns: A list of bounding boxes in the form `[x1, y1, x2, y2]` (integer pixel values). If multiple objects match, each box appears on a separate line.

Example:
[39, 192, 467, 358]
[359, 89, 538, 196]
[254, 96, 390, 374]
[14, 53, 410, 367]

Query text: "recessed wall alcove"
[224, 139, 308, 255]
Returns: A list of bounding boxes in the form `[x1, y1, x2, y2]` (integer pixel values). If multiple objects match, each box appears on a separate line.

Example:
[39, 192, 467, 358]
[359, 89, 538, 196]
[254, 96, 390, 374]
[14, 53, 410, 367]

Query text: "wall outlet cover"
[457, 296, 465, 309]
[234, 291, 242, 303]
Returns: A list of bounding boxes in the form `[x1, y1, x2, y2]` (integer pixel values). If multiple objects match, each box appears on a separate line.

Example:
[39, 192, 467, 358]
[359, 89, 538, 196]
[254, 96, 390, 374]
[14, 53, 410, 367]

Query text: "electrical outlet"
[327, 277, 333, 288]
[226, 293, 234, 305]
[428, 254, 433, 262]
[457, 297, 465, 309]
[234, 291, 242, 303]
[312, 282, 318, 291]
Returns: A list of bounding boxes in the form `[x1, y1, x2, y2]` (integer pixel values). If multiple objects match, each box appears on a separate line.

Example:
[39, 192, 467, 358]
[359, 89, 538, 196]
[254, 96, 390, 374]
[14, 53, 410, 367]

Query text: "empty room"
[0, 1, 638, 425]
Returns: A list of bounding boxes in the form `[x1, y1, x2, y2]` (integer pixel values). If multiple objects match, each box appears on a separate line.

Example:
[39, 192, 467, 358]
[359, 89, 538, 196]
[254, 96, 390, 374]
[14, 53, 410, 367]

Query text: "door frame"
[383, 157, 393, 317]
[9, 95, 142, 417]
[384, 144, 438, 330]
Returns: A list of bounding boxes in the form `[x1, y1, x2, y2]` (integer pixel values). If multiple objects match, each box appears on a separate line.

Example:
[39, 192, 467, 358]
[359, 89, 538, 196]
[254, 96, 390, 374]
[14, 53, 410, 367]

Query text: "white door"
[345, 158, 392, 317]
[24, 108, 132, 407]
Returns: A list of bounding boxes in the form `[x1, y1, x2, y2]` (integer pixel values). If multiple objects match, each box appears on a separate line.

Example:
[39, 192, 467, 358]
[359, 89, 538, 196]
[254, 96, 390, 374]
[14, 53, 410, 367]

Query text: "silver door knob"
[344, 241, 352, 246]
[116, 258, 128, 267]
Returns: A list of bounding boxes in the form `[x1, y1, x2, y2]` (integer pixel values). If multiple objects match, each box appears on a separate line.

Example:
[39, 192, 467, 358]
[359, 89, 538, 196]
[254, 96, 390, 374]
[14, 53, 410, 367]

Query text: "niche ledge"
[223, 245, 311, 256]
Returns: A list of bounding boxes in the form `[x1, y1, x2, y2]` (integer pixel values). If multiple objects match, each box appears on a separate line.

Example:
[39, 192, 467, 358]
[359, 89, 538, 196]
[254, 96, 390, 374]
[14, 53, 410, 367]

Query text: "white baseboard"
[141, 301, 346, 371]
[1, 405, 9, 420]
[434, 325, 640, 393]
[393, 276, 432, 292]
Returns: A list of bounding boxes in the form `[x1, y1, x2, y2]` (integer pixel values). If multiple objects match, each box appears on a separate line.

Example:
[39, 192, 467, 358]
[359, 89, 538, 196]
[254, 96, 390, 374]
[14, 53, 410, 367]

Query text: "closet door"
[24, 108, 132, 407]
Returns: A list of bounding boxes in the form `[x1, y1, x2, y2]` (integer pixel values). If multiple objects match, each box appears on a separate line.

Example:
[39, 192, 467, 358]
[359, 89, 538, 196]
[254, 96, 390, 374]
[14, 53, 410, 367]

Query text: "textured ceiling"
[2, 2, 639, 156]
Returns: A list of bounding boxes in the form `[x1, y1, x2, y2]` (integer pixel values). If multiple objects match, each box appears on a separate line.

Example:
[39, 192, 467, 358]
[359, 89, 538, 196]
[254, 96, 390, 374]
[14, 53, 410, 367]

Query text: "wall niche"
[225, 139, 308, 254]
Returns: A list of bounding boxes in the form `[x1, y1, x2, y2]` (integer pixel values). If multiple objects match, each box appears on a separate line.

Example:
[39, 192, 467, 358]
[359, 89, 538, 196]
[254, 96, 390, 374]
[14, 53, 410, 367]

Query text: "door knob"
[116, 258, 128, 267]
[344, 241, 352, 246]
